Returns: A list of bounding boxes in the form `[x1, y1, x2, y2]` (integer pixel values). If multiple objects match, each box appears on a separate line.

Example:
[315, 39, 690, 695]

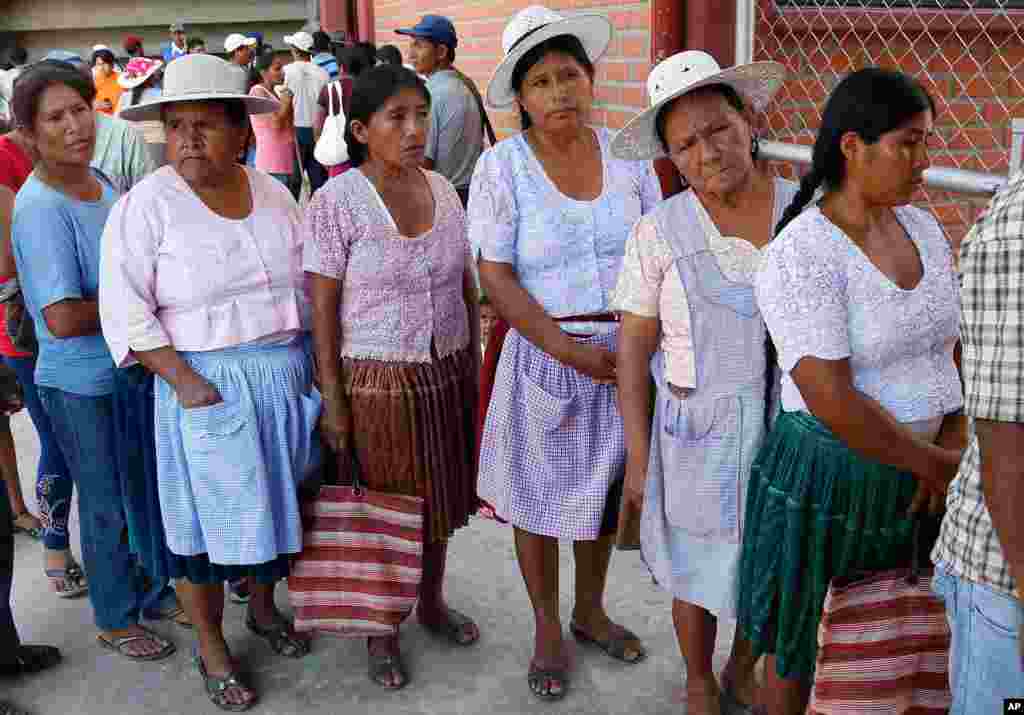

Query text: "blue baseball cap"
[395, 15, 457, 49]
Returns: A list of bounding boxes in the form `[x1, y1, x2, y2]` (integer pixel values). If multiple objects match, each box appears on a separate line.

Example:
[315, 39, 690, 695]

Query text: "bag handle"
[327, 80, 341, 118]
[908, 518, 922, 585]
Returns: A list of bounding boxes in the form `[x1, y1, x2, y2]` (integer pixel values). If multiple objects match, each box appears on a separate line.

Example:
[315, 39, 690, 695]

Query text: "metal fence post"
[1012, 118, 1024, 177]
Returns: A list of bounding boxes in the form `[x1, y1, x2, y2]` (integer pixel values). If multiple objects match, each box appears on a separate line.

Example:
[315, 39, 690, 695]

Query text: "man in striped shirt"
[312, 31, 340, 80]
[932, 172, 1024, 713]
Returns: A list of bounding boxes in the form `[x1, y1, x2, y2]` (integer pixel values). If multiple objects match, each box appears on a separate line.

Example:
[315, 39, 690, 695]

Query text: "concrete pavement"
[2, 410, 738, 715]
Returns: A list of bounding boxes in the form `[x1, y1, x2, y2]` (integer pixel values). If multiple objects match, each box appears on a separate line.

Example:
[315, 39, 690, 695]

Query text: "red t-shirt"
[0, 134, 34, 358]
[0, 135, 32, 192]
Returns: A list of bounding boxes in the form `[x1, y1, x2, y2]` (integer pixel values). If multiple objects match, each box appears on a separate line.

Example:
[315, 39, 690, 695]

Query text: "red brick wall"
[753, 0, 1024, 245]
[372, 0, 653, 138]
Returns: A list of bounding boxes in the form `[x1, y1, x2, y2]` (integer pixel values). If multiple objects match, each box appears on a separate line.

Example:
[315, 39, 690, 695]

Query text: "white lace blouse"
[757, 205, 963, 424]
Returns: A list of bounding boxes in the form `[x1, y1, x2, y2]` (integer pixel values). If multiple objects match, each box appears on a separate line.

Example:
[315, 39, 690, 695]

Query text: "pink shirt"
[249, 85, 295, 175]
[302, 169, 471, 363]
[99, 166, 309, 367]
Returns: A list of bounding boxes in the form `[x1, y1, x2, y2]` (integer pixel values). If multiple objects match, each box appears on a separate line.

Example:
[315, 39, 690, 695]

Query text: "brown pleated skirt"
[343, 347, 478, 543]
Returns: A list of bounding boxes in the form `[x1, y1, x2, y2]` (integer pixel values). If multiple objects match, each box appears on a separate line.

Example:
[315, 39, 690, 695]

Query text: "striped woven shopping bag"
[808, 522, 952, 715]
[288, 451, 424, 637]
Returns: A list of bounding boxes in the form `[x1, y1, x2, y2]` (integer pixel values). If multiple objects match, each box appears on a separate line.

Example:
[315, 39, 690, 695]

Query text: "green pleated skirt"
[736, 410, 924, 680]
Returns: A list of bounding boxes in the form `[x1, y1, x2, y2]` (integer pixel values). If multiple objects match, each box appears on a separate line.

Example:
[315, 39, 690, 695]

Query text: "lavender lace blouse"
[302, 169, 471, 363]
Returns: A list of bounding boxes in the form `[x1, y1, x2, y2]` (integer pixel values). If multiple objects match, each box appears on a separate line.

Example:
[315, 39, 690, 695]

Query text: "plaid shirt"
[932, 172, 1024, 598]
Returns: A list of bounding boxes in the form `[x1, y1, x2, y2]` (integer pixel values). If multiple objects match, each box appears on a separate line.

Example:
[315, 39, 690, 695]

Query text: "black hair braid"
[775, 168, 822, 237]
[762, 168, 825, 431]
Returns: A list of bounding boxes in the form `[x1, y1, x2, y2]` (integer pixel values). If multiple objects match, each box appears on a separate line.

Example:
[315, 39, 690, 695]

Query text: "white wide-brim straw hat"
[119, 54, 279, 121]
[486, 5, 613, 109]
[118, 58, 164, 90]
[610, 51, 788, 161]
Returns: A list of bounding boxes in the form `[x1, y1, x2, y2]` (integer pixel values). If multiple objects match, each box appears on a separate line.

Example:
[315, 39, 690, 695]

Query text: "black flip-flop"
[195, 652, 258, 712]
[527, 662, 569, 701]
[418, 606, 480, 646]
[569, 621, 647, 663]
[367, 651, 409, 690]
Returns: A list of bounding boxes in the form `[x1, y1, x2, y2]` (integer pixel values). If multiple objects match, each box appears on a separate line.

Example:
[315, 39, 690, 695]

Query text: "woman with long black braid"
[736, 67, 966, 714]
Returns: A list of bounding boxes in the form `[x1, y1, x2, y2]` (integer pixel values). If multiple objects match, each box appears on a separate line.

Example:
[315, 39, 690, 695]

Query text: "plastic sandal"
[227, 579, 251, 604]
[527, 662, 569, 701]
[569, 620, 647, 664]
[244, 610, 310, 658]
[418, 606, 480, 646]
[45, 563, 88, 599]
[96, 629, 176, 662]
[195, 652, 258, 712]
[367, 651, 409, 690]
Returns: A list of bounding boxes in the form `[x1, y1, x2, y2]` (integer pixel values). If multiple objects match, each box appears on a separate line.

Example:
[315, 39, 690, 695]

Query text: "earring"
[751, 134, 761, 159]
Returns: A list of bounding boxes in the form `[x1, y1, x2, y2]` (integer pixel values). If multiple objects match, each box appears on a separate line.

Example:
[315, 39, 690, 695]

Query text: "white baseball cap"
[224, 33, 258, 54]
[284, 31, 315, 53]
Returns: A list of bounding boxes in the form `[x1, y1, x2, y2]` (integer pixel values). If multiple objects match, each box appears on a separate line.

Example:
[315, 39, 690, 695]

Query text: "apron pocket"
[661, 394, 743, 542]
[181, 397, 265, 511]
[296, 386, 324, 482]
[516, 373, 577, 432]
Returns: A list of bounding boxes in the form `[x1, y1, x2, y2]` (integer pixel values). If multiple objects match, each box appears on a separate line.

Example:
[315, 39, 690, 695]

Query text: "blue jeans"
[933, 565, 1024, 714]
[2, 356, 73, 551]
[37, 386, 170, 630]
[295, 127, 327, 195]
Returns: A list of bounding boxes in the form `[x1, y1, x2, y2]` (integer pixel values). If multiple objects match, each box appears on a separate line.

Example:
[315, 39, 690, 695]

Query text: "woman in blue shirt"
[10, 62, 177, 662]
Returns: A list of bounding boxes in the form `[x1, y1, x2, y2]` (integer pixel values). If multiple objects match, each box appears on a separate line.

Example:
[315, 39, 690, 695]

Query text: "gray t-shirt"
[425, 70, 484, 191]
[92, 113, 157, 194]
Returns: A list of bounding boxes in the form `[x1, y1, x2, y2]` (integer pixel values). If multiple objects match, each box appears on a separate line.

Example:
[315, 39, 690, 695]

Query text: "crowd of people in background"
[0, 5, 1022, 715]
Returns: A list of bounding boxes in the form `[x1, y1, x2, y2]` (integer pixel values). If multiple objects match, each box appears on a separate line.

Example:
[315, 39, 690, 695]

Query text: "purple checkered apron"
[477, 327, 624, 540]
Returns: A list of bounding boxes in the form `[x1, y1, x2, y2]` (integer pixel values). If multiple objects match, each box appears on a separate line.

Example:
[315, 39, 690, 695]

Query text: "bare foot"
[721, 661, 758, 709]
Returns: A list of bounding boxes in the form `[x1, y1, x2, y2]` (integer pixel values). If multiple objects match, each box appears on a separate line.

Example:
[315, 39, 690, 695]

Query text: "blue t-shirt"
[12, 171, 118, 396]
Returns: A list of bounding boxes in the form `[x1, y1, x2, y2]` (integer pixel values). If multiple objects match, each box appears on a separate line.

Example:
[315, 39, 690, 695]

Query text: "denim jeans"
[2, 356, 73, 551]
[933, 565, 1024, 714]
[295, 126, 327, 195]
[37, 386, 170, 630]
[0, 457, 17, 653]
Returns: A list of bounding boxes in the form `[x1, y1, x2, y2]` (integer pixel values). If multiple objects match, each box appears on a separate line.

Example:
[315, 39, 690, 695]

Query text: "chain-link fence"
[753, 0, 1023, 243]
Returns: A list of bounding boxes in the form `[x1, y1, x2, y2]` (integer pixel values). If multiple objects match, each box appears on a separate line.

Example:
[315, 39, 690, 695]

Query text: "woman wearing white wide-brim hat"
[101, 53, 321, 712]
[469, 5, 662, 701]
[610, 50, 790, 715]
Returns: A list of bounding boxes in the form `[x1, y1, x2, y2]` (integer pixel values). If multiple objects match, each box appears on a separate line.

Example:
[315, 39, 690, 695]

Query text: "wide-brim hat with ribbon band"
[610, 50, 787, 161]
[119, 54, 279, 121]
[486, 5, 613, 109]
